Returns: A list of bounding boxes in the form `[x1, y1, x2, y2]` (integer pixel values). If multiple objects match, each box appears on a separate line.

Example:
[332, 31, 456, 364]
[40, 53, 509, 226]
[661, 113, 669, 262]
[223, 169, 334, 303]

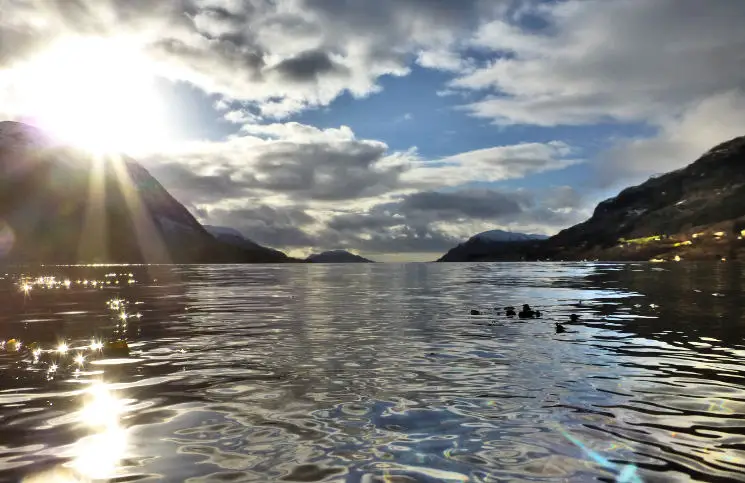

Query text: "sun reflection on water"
[20, 382, 129, 482]
[71, 426, 128, 481]
[72, 383, 128, 480]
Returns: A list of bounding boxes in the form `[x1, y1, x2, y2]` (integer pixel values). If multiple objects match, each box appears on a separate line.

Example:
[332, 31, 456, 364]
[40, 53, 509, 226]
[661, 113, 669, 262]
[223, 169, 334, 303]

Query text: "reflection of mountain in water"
[568, 263, 745, 372]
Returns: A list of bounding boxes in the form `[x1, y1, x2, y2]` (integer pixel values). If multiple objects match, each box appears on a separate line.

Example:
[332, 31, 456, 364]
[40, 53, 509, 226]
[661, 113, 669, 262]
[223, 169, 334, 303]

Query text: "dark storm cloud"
[327, 213, 399, 232]
[251, 141, 404, 201]
[325, 189, 530, 236]
[399, 190, 525, 219]
[269, 49, 349, 83]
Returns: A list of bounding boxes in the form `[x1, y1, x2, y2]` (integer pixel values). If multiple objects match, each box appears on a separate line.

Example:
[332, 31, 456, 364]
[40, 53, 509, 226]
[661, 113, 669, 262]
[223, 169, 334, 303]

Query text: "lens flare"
[558, 428, 642, 483]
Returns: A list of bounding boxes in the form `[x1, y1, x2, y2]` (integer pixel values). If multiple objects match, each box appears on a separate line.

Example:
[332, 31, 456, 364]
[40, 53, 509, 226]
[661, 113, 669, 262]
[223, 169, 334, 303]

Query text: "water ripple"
[1, 262, 745, 481]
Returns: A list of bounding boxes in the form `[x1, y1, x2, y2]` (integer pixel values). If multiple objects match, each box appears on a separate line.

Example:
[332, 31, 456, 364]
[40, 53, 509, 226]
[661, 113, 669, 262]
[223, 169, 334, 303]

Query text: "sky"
[1, 0, 745, 261]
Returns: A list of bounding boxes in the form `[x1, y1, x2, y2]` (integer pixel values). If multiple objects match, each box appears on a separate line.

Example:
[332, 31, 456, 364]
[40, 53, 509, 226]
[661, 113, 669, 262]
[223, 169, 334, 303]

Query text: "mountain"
[204, 225, 288, 258]
[538, 136, 745, 261]
[438, 230, 548, 262]
[0, 121, 293, 264]
[438, 136, 745, 262]
[471, 229, 548, 243]
[306, 250, 374, 263]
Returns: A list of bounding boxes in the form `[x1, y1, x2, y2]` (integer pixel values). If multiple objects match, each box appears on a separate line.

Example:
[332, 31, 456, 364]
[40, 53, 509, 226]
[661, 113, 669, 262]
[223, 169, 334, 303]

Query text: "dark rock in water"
[570, 314, 581, 322]
[555, 323, 566, 334]
[102, 340, 129, 357]
[505, 307, 516, 317]
[0, 121, 295, 264]
[470, 309, 481, 315]
[518, 304, 535, 318]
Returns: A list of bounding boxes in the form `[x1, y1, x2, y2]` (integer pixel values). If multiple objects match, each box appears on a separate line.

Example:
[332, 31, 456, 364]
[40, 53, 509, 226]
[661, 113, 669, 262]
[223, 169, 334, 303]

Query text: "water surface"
[1, 263, 745, 482]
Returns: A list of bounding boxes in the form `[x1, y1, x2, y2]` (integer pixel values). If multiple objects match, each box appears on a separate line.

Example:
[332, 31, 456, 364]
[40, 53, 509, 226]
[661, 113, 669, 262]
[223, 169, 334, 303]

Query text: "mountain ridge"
[438, 229, 548, 262]
[0, 121, 294, 264]
[438, 136, 745, 262]
[306, 250, 374, 263]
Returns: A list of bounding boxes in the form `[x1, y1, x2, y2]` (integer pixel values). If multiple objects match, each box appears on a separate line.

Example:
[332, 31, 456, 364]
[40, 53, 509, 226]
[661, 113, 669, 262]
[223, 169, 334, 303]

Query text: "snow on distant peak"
[470, 229, 548, 243]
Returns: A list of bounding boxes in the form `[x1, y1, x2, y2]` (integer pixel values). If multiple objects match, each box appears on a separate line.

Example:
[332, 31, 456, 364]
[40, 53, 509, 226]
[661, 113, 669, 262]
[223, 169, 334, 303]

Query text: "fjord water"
[1, 263, 745, 482]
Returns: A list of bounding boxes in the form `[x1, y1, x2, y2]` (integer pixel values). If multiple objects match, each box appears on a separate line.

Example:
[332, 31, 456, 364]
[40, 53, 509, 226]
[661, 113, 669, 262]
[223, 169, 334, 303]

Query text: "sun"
[18, 37, 169, 155]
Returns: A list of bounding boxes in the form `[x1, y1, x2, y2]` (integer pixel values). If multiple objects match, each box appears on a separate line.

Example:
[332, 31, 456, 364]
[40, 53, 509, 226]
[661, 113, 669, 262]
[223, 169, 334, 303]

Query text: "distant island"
[438, 137, 745, 262]
[306, 250, 374, 263]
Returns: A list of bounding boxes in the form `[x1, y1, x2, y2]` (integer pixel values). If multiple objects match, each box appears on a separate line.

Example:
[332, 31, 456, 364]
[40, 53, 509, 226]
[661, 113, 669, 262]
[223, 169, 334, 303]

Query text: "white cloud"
[404, 141, 581, 187]
[599, 90, 745, 185]
[416, 48, 472, 72]
[0, 0, 499, 118]
[452, 0, 745, 127]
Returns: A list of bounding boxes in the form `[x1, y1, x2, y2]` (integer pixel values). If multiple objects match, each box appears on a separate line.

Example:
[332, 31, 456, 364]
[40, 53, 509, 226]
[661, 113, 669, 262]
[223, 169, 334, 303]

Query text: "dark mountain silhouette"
[541, 136, 745, 261]
[438, 230, 548, 262]
[204, 225, 290, 259]
[0, 121, 293, 264]
[438, 136, 745, 262]
[306, 250, 374, 263]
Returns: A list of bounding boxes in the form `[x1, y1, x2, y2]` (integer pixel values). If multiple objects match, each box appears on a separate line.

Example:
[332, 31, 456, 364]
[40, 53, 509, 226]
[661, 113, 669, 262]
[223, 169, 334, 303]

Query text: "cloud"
[137, 119, 585, 255]
[598, 90, 745, 186]
[145, 162, 254, 207]
[142, 124, 409, 204]
[12, 0, 730, 258]
[416, 49, 472, 72]
[267, 49, 349, 83]
[398, 189, 525, 220]
[452, 0, 745, 127]
[199, 204, 319, 248]
[404, 141, 581, 187]
[142, 120, 578, 212]
[320, 186, 590, 254]
[0, 0, 502, 118]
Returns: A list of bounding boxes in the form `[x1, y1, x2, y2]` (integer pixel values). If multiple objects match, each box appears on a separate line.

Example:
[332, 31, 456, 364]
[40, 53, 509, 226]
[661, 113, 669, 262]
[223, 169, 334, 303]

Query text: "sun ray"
[108, 154, 173, 264]
[78, 154, 109, 262]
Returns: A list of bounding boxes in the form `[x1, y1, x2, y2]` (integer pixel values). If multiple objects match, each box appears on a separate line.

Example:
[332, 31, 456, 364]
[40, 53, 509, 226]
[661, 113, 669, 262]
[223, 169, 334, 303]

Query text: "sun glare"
[19, 37, 169, 154]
